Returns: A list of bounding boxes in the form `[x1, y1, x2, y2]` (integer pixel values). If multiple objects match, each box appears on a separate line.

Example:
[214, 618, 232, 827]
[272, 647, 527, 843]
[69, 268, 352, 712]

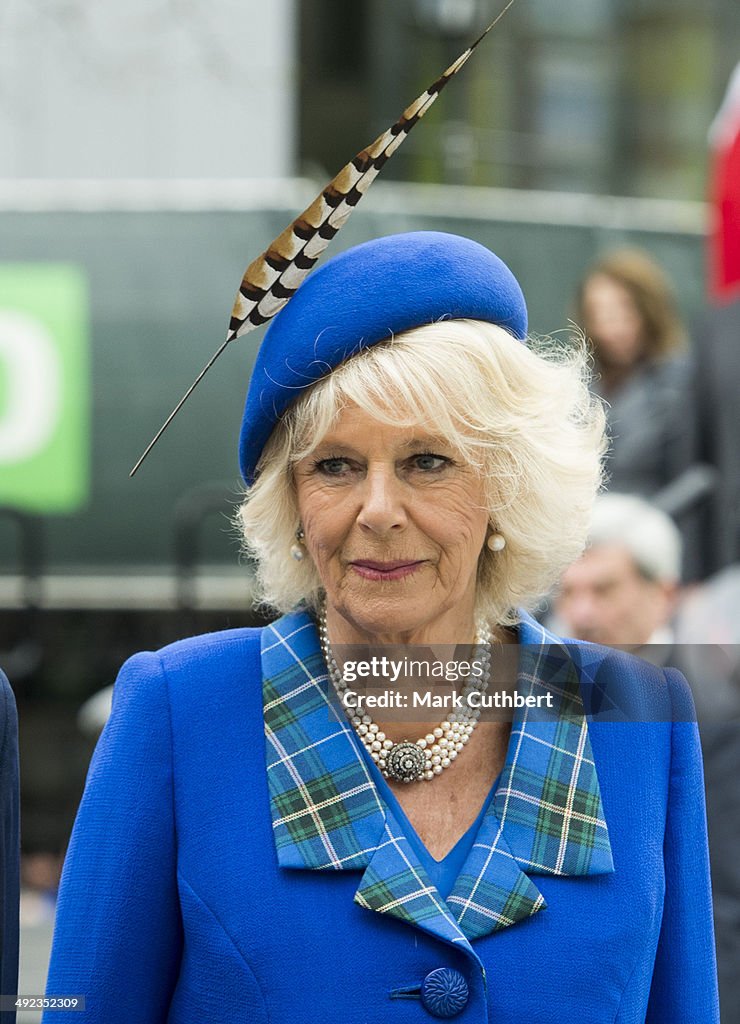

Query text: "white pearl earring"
[487, 532, 506, 552]
[290, 526, 306, 562]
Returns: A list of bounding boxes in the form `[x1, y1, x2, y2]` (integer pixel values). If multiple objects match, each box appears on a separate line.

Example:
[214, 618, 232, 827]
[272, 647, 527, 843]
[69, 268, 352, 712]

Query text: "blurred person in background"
[690, 296, 740, 575]
[0, 669, 19, 1024]
[575, 249, 692, 500]
[552, 492, 740, 1024]
[551, 493, 682, 656]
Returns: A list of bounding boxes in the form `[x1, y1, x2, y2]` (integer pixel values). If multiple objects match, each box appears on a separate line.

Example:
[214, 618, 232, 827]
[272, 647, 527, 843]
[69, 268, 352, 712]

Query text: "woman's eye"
[411, 453, 449, 472]
[315, 457, 351, 476]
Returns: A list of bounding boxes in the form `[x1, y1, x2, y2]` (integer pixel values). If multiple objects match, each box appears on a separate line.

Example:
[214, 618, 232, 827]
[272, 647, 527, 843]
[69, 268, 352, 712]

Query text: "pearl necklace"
[318, 604, 492, 783]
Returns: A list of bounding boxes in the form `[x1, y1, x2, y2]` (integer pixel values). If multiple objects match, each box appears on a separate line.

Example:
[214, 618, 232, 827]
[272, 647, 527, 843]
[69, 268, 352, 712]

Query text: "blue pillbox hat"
[238, 230, 527, 484]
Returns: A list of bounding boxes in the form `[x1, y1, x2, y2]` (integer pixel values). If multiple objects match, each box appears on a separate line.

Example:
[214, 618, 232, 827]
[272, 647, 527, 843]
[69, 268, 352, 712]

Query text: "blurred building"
[2, 0, 737, 194]
[301, 0, 739, 200]
[0, 0, 296, 179]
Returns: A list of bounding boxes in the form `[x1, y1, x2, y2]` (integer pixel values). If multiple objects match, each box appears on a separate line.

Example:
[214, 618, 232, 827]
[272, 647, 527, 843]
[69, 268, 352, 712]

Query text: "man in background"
[551, 493, 681, 655]
[552, 493, 740, 1024]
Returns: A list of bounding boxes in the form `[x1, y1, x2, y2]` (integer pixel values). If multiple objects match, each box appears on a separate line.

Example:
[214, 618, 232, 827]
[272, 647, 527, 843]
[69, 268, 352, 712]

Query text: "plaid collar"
[261, 609, 613, 954]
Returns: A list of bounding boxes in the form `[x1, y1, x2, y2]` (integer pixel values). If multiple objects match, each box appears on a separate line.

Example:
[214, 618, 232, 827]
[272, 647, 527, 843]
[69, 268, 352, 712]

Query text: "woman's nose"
[356, 466, 407, 534]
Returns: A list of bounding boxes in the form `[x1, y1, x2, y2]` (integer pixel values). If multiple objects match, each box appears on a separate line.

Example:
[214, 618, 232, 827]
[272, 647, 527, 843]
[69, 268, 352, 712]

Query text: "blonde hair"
[236, 319, 607, 627]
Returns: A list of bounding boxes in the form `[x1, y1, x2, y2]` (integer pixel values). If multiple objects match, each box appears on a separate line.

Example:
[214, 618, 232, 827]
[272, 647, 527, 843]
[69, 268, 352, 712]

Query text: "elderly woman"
[43, 233, 718, 1023]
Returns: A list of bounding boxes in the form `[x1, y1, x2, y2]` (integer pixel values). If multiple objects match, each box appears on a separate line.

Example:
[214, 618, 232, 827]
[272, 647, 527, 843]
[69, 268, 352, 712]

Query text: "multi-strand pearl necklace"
[318, 604, 492, 783]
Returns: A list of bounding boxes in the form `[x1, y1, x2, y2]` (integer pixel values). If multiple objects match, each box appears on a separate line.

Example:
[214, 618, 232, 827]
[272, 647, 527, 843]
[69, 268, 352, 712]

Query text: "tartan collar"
[261, 609, 613, 951]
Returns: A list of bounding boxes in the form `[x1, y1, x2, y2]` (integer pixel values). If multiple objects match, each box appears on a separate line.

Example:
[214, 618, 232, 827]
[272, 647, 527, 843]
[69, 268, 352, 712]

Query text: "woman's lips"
[349, 560, 425, 581]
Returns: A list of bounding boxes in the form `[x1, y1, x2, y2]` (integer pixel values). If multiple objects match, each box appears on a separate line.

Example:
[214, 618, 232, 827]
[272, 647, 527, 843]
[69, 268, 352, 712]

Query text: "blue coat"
[43, 610, 720, 1023]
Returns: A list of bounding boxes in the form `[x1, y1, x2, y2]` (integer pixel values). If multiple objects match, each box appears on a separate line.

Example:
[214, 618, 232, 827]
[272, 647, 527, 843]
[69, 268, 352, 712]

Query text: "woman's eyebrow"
[305, 440, 358, 456]
[401, 435, 450, 450]
[304, 434, 451, 457]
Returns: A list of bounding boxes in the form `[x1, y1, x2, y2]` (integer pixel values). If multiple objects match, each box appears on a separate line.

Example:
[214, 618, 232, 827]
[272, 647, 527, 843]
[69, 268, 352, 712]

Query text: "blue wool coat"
[43, 611, 719, 1023]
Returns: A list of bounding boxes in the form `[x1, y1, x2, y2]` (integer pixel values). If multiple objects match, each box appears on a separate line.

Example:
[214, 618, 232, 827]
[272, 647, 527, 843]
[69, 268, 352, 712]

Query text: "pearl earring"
[487, 532, 506, 552]
[290, 526, 306, 562]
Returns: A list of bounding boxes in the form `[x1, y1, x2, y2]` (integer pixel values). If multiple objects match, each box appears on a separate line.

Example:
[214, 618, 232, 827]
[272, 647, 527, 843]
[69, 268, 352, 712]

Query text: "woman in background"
[576, 247, 691, 498]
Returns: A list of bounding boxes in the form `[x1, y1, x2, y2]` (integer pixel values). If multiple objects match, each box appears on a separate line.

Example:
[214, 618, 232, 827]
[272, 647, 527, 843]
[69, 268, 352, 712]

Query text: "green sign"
[0, 264, 90, 513]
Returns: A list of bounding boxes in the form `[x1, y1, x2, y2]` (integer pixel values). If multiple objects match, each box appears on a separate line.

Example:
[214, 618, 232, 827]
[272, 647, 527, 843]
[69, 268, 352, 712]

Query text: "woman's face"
[293, 403, 490, 643]
[580, 273, 645, 369]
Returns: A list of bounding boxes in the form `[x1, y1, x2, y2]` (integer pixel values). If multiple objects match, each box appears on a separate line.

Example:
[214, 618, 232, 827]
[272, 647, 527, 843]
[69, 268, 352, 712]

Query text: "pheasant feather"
[131, 1, 516, 476]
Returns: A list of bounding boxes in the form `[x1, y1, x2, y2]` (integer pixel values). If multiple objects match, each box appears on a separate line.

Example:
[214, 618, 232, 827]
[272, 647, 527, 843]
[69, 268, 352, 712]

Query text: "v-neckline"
[353, 725, 501, 864]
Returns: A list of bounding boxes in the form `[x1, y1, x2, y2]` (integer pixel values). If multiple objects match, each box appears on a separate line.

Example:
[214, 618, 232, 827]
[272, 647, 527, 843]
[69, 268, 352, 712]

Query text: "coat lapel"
[446, 612, 614, 940]
[496, 612, 615, 878]
[445, 808, 547, 939]
[261, 609, 474, 954]
[261, 608, 613, 948]
[353, 808, 474, 952]
[261, 611, 385, 870]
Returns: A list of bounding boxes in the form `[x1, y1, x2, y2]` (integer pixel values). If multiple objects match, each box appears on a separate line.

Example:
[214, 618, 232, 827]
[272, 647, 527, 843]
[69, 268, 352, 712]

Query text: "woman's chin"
[329, 597, 452, 643]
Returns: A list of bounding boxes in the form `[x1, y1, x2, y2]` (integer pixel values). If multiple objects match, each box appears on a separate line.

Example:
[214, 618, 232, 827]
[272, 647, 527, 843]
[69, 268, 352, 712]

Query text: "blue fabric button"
[420, 968, 469, 1018]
